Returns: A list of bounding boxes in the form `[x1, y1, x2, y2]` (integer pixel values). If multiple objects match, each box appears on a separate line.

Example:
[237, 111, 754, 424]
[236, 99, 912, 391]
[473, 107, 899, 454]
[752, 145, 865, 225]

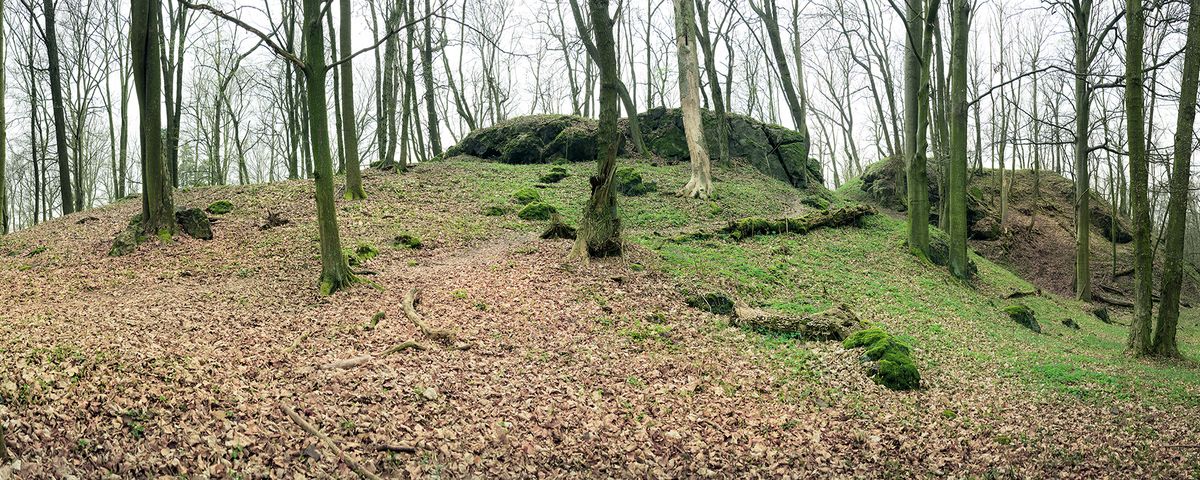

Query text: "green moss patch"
[615, 167, 658, 196]
[517, 202, 556, 221]
[206, 200, 234, 215]
[393, 233, 423, 249]
[539, 166, 570, 184]
[512, 187, 542, 205]
[345, 243, 380, 267]
[843, 327, 920, 391]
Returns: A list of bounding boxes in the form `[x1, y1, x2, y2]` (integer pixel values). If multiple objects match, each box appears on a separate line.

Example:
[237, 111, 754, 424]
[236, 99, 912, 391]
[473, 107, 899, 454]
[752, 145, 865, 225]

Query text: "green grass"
[409, 158, 1199, 407]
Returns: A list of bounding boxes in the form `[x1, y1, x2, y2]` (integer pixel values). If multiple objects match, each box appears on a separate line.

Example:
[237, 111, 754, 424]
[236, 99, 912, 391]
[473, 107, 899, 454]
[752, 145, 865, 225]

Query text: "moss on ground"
[844, 327, 921, 390]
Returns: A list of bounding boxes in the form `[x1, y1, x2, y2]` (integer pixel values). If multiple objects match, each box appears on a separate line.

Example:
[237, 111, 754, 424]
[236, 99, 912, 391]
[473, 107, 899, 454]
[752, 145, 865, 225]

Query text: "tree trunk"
[421, 0, 441, 156]
[675, 0, 712, 199]
[750, 0, 809, 166]
[340, 0, 366, 199]
[1125, 0, 1153, 355]
[0, 0, 6, 233]
[947, 0, 969, 278]
[43, 0, 74, 215]
[567, 0, 648, 157]
[1072, 4, 1092, 301]
[694, 0, 728, 164]
[904, 0, 937, 256]
[303, 0, 356, 294]
[572, 0, 622, 260]
[131, 0, 174, 236]
[1153, 0, 1200, 358]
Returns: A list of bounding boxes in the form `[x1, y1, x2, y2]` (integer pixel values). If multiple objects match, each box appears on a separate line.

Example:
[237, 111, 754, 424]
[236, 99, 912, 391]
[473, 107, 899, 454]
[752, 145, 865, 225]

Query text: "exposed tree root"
[281, 405, 382, 480]
[404, 287, 464, 347]
[382, 340, 427, 355]
[375, 443, 418, 454]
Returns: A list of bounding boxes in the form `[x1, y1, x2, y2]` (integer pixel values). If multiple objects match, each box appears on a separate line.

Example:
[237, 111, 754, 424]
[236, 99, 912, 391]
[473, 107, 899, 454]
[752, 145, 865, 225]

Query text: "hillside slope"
[0, 159, 1197, 478]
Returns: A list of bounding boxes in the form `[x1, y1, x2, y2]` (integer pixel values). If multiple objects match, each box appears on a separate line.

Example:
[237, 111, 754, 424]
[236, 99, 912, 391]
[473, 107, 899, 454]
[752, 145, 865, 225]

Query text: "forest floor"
[0, 159, 1198, 478]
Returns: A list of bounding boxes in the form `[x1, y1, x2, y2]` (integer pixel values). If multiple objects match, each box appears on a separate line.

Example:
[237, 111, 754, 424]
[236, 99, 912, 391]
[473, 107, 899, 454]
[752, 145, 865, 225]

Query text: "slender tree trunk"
[43, 0, 74, 215]
[0, 0, 6, 233]
[572, 0, 622, 260]
[131, 0, 174, 236]
[1153, 0, 1200, 358]
[302, 0, 356, 294]
[1125, 0, 1153, 355]
[675, 0, 712, 199]
[421, 0, 441, 156]
[750, 0, 809, 166]
[340, 0, 366, 198]
[695, 0, 728, 164]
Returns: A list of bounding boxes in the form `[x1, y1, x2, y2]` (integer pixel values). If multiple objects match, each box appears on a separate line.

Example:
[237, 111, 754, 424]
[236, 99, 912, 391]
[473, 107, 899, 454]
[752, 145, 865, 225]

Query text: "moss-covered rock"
[517, 201, 556, 221]
[539, 166, 570, 184]
[512, 187, 542, 205]
[206, 200, 233, 215]
[844, 327, 920, 391]
[501, 133, 544, 164]
[1003, 304, 1041, 333]
[614, 167, 657, 196]
[108, 227, 140, 257]
[345, 243, 380, 267]
[175, 208, 214, 240]
[545, 125, 597, 162]
[927, 227, 978, 277]
[393, 233, 423, 249]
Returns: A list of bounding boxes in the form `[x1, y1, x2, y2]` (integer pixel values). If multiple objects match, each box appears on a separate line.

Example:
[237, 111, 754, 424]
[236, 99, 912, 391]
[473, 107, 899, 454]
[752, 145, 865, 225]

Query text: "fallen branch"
[1093, 291, 1134, 308]
[382, 340, 427, 355]
[324, 355, 372, 370]
[375, 443, 418, 454]
[281, 405, 382, 480]
[403, 287, 460, 346]
[1112, 267, 1134, 278]
[722, 204, 875, 240]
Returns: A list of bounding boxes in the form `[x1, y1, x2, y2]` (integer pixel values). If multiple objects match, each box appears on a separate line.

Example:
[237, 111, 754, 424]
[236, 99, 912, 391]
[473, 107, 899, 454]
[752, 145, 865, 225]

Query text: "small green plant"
[206, 200, 234, 214]
[451, 289, 468, 299]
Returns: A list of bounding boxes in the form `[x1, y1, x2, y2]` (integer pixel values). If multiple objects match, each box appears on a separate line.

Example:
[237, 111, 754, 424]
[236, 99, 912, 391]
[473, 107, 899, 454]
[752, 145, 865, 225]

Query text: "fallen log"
[722, 204, 875, 240]
[1093, 291, 1134, 308]
[324, 355, 372, 370]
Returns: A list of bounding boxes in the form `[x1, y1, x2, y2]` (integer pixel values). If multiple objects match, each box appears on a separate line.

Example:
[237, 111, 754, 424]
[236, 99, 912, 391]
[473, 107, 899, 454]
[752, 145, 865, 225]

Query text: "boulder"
[614, 167, 657, 196]
[843, 327, 920, 391]
[1003, 304, 1041, 333]
[517, 202, 556, 221]
[108, 228, 139, 257]
[175, 208, 213, 240]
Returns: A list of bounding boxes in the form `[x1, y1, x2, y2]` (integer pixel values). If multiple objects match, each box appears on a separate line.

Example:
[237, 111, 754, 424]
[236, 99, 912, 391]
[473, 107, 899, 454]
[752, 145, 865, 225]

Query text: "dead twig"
[281, 405, 382, 480]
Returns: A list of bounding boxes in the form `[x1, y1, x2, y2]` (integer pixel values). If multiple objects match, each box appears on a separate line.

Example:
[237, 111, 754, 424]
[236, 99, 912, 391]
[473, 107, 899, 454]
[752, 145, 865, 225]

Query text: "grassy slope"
[1, 157, 1197, 476]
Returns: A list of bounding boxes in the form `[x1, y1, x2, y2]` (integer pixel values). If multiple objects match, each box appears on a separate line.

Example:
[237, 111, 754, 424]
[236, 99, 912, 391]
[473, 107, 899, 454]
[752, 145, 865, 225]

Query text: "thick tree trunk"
[695, 0, 728, 164]
[381, 3, 400, 170]
[303, 0, 356, 294]
[904, 0, 937, 256]
[1125, 0, 1153, 355]
[947, 0, 969, 278]
[567, 0, 647, 157]
[674, 0, 712, 199]
[1153, 0, 1200, 358]
[1072, 5, 1092, 301]
[131, 0, 174, 236]
[43, 0, 74, 215]
[340, 0, 366, 199]
[571, 0, 622, 260]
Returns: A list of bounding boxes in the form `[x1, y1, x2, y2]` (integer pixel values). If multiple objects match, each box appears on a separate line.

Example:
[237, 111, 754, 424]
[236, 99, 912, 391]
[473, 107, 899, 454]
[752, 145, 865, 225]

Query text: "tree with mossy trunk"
[182, 0, 359, 294]
[674, 0, 712, 199]
[1124, 0, 1153, 356]
[339, 0, 366, 199]
[1153, 0, 1200, 358]
[903, 0, 939, 257]
[131, 0, 174, 237]
[946, 0, 969, 279]
[571, 0, 622, 260]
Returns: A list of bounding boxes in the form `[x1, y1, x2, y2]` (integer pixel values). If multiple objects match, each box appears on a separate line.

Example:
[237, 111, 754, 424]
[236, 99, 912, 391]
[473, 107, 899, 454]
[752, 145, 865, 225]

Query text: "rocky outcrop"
[444, 109, 823, 189]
